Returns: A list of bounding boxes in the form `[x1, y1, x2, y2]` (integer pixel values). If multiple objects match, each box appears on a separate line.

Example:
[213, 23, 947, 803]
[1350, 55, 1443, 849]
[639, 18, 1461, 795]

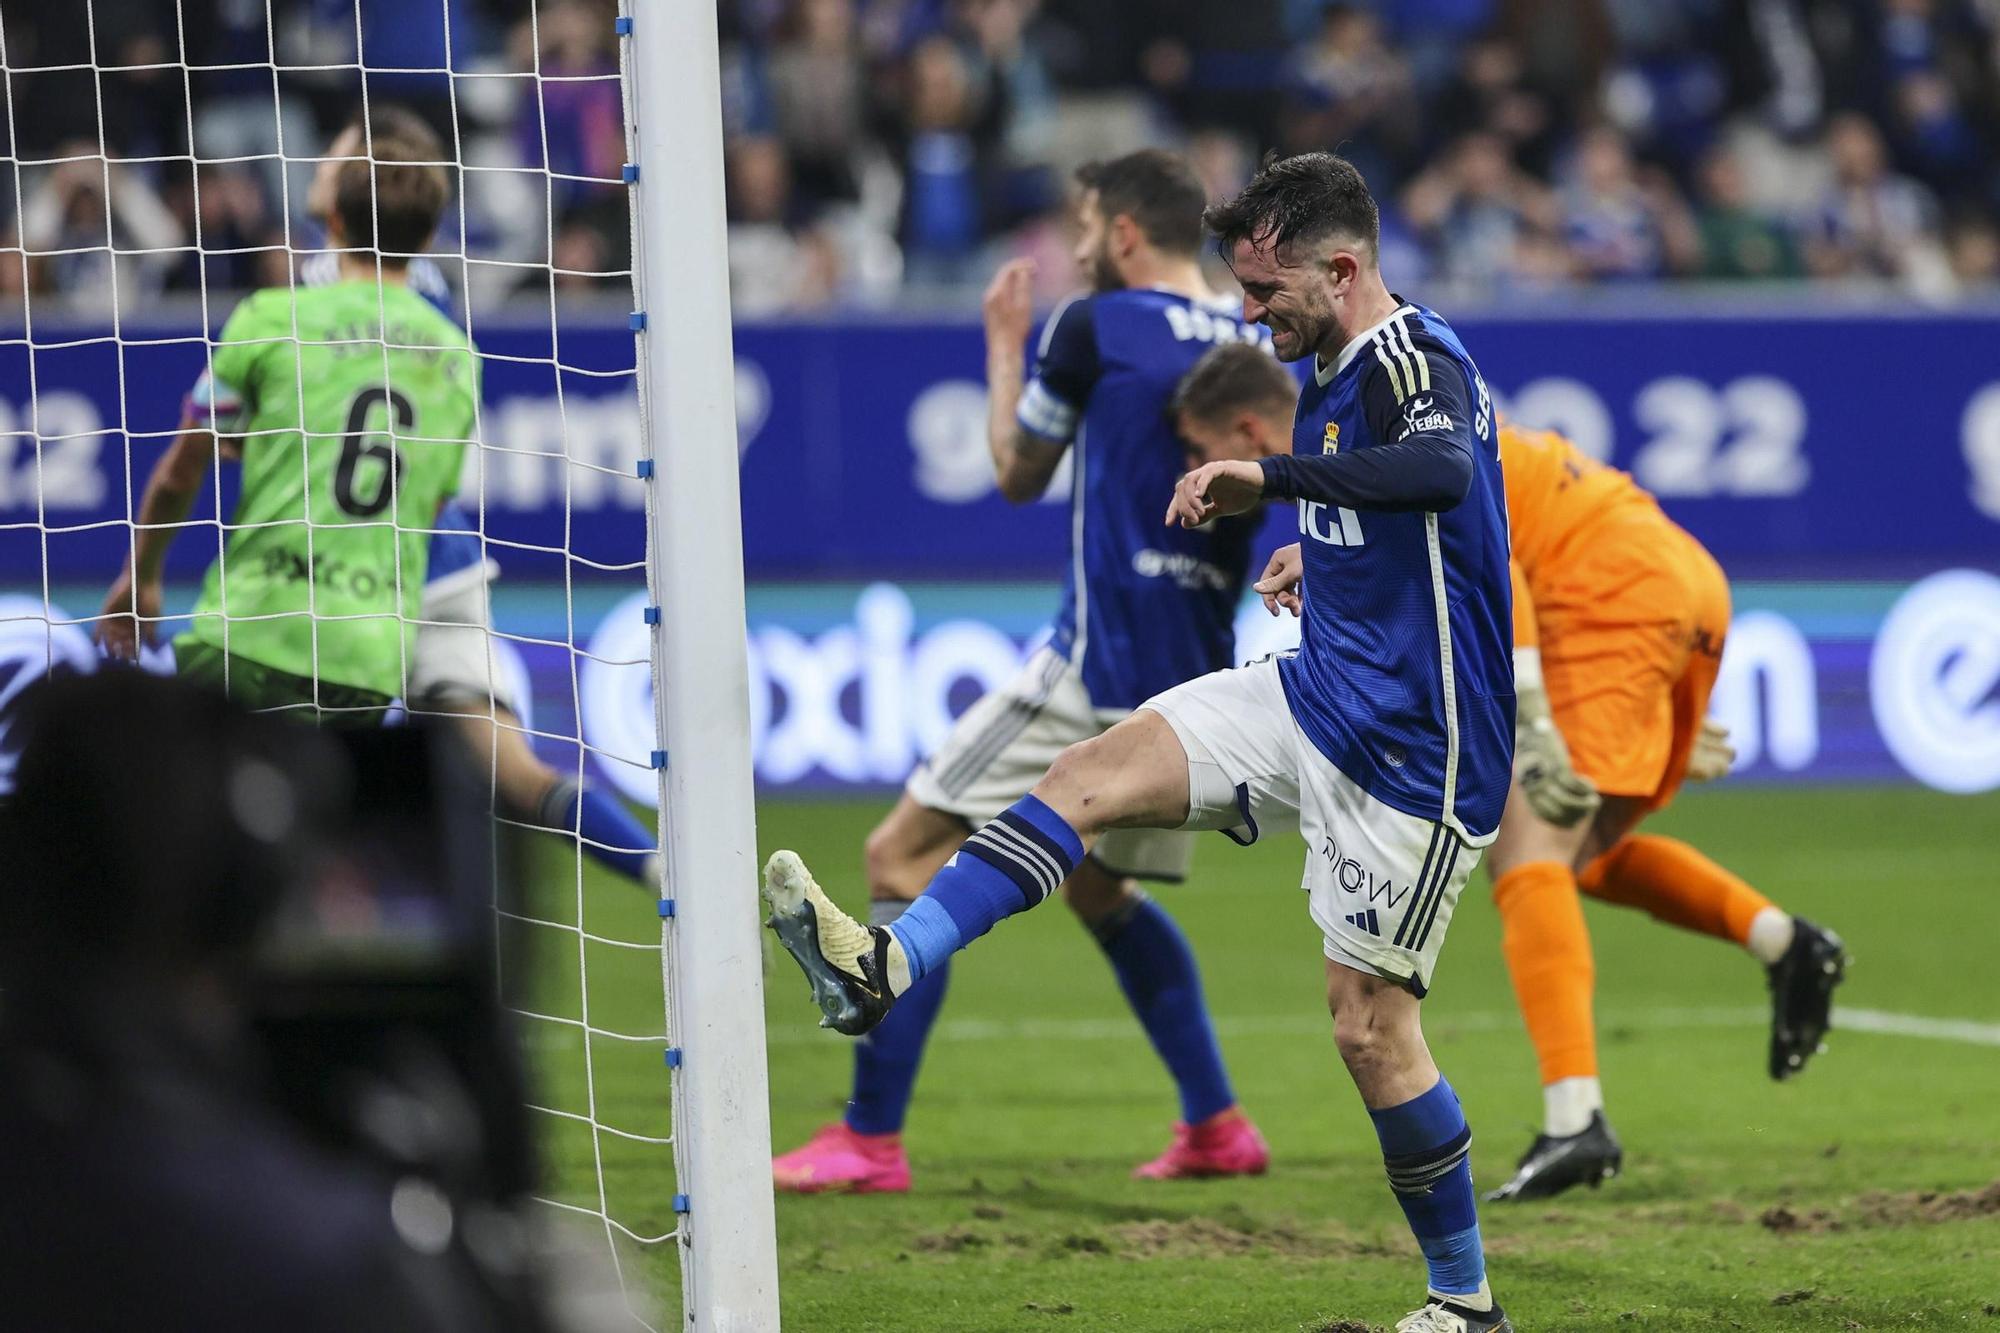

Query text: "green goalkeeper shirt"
[181, 279, 479, 698]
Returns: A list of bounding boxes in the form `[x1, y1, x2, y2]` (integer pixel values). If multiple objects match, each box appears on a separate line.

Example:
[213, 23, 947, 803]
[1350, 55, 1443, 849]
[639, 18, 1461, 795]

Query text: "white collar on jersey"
[1315, 303, 1421, 386]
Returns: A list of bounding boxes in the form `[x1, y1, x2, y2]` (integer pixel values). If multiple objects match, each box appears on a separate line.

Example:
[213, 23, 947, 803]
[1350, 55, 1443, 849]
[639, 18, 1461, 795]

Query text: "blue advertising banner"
[4, 311, 1999, 581]
[13, 570, 2000, 797]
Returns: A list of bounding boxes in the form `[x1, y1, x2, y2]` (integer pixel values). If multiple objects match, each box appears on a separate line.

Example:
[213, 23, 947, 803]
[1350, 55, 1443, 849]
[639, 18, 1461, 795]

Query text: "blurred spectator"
[1559, 126, 1682, 281]
[1807, 112, 1955, 295]
[1947, 213, 2000, 286]
[1679, 144, 1804, 281]
[1403, 132, 1563, 289]
[1431, 35, 1560, 178]
[764, 0, 870, 210]
[1279, 6, 1420, 186]
[165, 165, 289, 297]
[512, 0, 628, 292]
[19, 149, 184, 316]
[726, 135, 839, 315]
[883, 34, 1005, 287]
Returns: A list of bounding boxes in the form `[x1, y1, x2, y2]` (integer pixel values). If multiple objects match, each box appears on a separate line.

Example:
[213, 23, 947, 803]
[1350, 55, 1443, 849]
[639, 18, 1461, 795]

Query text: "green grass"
[523, 786, 2000, 1331]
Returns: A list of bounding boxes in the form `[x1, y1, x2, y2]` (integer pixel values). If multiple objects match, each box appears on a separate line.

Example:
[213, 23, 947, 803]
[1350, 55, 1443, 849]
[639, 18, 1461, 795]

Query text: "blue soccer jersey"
[1259, 302, 1514, 839]
[1019, 289, 1269, 710]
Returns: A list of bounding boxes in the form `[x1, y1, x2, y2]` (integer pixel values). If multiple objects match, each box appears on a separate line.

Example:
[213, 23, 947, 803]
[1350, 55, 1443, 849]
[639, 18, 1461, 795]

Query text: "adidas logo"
[1343, 909, 1381, 937]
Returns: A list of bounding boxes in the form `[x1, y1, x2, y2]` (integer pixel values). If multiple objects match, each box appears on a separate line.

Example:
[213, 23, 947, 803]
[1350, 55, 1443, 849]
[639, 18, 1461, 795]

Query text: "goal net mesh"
[0, 0, 687, 1323]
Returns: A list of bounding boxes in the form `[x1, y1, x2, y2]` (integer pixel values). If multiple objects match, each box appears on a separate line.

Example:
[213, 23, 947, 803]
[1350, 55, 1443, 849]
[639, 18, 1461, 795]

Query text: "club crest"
[1322, 422, 1340, 455]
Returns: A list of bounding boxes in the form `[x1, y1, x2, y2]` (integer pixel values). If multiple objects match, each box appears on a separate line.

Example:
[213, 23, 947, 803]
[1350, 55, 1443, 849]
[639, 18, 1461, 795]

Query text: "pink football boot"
[771, 1122, 911, 1194]
[1133, 1106, 1271, 1180]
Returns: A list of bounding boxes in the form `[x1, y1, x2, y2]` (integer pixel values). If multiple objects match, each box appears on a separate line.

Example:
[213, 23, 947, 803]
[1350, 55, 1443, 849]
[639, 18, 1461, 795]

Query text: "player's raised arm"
[1257, 352, 1477, 513]
[983, 259, 1084, 504]
[95, 372, 240, 659]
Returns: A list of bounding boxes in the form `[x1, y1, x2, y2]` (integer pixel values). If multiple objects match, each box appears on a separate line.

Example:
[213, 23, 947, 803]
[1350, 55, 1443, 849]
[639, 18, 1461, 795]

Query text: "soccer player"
[97, 137, 472, 722]
[771, 149, 1272, 1194]
[301, 110, 663, 890]
[765, 153, 1517, 1333]
[1169, 343, 1849, 1203]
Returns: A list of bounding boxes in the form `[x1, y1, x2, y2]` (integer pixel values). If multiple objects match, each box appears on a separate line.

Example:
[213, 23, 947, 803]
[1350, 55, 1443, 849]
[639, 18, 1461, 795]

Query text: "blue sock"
[887, 794, 1082, 983]
[1369, 1076, 1487, 1298]
[1093, 890, 1235, 1124]
[845, 901, 951, 1135]
[544, 778, 657, 883]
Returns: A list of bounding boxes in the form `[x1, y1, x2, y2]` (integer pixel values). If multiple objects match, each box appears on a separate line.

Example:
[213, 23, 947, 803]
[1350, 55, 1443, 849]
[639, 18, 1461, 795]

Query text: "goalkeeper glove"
[1513, 650, 1600, 828]
[1686, 717, 1735, 783]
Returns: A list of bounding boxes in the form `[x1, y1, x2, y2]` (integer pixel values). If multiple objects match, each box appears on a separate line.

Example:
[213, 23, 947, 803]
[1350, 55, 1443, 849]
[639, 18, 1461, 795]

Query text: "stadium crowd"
[4, 0, 2000, 315]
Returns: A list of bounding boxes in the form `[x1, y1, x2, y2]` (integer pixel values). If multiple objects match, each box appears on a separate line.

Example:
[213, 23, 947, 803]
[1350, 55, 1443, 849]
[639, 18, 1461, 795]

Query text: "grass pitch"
[523, 786, 2000, 1331]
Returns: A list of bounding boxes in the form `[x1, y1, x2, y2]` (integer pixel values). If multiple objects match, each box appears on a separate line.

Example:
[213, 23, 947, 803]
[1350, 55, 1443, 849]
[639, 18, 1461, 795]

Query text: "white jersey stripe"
[1372, 337, 1407, 401]
[1423, 511, 1463, 836]
[1392, 316, 1430, 392]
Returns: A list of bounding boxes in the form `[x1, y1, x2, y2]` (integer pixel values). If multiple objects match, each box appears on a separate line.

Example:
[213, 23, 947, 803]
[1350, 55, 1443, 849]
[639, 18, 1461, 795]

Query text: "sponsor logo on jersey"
[1319, 834, 1415, 907]
[1322, 422, 1340, 455]
[1131, 548, 1234, 591]
[1398, 394, 1454, 439]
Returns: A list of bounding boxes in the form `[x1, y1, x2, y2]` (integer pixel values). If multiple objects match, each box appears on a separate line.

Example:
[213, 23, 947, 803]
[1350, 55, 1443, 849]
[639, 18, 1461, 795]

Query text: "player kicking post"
[1169, 346, 1848, 1202]
[766, 153, 1516, 1333]
[97, 138, 473, 722]
[772, 150, 1271, 1193]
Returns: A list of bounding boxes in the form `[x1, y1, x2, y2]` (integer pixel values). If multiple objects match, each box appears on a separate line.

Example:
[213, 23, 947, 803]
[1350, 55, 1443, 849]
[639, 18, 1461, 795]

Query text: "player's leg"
[763, 658, 1298, 1036]
[1573, 548, 1846, 1078]
[1302, 762, 1508, 1330]
[773, 794, 963, 1193]
[1484, 557, 1689, 1198]
[1063, 851, 1268, 1180]
[1481, 779, 1621, 1202]
[426, 692, 663, 889]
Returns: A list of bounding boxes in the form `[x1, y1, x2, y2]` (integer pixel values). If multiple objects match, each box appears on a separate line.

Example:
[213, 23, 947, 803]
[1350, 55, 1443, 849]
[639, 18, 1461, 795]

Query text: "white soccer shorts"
[1141, 655, 1482, 996]
[906, 645, 1194, 883]
[407, 562, 522, 719]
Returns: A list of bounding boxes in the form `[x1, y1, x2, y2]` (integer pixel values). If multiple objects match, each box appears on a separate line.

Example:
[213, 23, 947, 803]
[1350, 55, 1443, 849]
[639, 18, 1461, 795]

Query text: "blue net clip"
[664, 1047, 683, 1069]
[615, 16, 634, 35]
[650, 749, 667, 770]
[671, 1193, 691, 1214]
[628, 310, 646, 332]
[622, 163, 639, 184]
[635, 458, 654, 478]
[657, 898, 676, 918]
[643, 605, 661, 625]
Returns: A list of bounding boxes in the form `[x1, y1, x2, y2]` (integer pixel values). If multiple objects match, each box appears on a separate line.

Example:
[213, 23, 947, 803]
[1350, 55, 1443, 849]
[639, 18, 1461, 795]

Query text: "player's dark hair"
[334, 135, 450, 269]
[1075, 149, 1207, 258]
[345, 103, 444, 161]
[1171, 343, 1301, 424]
[1203, 151, 1379, 261]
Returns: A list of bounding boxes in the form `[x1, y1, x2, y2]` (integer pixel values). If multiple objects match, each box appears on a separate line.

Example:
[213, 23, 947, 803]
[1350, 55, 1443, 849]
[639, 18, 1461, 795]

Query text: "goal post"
[622, 3, 782, 1330]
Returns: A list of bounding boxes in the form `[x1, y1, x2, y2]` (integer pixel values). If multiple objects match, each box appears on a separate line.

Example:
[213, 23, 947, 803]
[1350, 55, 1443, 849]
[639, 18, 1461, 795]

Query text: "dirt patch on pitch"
[1108, 1216, 1343, 1260]
[1760, 1180, 2000, 1234]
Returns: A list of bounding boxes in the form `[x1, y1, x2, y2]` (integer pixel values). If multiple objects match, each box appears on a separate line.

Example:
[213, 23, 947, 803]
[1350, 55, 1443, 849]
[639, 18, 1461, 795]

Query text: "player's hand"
[981, 258, 1037, 349]
[1686, 717, 1735, 783]
[1514, 685, 1599, 828]
[1254, 543, 1304, 616]
[95, 571, 162, 661]
[1166, 459, 1265, 528]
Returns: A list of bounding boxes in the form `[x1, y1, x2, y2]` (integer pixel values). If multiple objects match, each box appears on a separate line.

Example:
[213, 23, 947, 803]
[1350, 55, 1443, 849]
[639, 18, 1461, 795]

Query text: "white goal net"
[0, 0, 775, 1327]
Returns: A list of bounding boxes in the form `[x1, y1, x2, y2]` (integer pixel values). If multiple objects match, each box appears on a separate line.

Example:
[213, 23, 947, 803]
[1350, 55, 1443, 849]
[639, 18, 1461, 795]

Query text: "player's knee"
[1035, 737, 1116, 828]
[1327, 973, 1417, 1076]
[862, 822, 925, 902]
[1060, 862, 1134, 924]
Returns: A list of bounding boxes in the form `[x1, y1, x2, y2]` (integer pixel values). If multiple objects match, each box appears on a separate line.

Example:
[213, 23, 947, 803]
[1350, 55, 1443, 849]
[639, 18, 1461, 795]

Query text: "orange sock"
[1578, 834, 1774, 948]
[1492, 861, 1597, 1086]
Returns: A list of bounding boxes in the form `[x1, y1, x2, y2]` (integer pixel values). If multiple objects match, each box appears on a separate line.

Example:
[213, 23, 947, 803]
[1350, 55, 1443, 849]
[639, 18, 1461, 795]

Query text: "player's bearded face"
[1073, 193, 1121, 293]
